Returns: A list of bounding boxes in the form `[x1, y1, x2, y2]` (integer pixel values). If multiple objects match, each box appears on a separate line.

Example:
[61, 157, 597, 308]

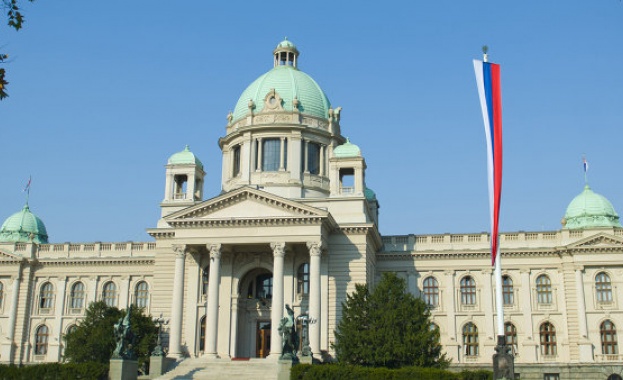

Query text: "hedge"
[291, 364, 492, 380]
[0, 362, 108, 380]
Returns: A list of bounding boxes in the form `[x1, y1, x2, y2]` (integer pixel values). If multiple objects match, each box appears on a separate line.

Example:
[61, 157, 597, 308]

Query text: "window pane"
[297, 263, 309, 296]
[596, 272, 613, 303]
[307, 143, 320, 174]
[70, 282, 85, 309]
[463, 323, 479, 356]
[537, 275, 552, 304]
[35, 325, 49, 355]
[232, 146, 241, 177]
[423, 277, 439, 307]
[601, 320, 618, 355]
[40, 283, 54, 309]
[502, 276, 514, 305]
[461, 276, 476, 305]
[103, 282, 117, 307]
[262, 139, 280, 171]
[135, 281, 149, 308]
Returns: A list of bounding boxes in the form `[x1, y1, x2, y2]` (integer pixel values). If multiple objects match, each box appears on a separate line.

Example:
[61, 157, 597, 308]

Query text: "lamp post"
[152, 314, 169, 356]
[297, 310, 317, 357]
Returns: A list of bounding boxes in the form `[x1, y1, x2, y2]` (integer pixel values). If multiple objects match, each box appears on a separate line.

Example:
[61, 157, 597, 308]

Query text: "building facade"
[1, 40, 622, 379]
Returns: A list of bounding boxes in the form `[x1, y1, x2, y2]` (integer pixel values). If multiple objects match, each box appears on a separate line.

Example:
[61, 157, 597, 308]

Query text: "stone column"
[256, 138, 263, 171]
[269, 242, 286, 359]
[483, 269, 495, 343]
[168, 244, 187, 358]
[308, 242, 322, 357]
[205, 244, 222, 358]
[279, 137, 286, 171]
[443, 270, 459, 362]
[575, 266, 593, 362]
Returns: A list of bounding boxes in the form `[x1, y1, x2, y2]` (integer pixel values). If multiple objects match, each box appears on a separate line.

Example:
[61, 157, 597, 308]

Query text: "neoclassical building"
[1, 40, 622, 379]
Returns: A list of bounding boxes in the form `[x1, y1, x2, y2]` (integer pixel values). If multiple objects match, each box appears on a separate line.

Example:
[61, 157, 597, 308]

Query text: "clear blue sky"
[2, 1, 622, 243]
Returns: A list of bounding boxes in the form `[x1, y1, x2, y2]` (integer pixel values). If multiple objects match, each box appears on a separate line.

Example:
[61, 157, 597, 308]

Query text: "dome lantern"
[273, 38, 299, 68]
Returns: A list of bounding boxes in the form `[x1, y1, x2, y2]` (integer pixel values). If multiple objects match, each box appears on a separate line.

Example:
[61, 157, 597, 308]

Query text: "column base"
[203, 352, 221, 359]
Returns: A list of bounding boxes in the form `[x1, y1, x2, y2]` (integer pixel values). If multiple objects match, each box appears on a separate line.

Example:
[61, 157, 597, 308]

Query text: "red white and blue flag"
[474, 59, 503, 266]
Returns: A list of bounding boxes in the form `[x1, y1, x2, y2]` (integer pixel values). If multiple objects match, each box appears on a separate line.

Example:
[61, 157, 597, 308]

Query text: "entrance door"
[256, 321, 271, 358]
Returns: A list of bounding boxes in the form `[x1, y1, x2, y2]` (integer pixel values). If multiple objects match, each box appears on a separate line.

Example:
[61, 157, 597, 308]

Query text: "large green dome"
[231, 40, 331, 123]
[563, 184, 621, 229]
[0, 204, 49, 244]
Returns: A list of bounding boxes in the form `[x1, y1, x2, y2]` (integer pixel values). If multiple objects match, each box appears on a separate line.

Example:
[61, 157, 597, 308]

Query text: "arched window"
[601, 320, 618, 355]
[504, 322, 518, 354]
[540, 322, 557, 356]
[66, 324, 77, 336]
[102, 281, 117, 307]
[608, 375, 623, 380]
[199, 315, 206, 352]
[460, 276, 476, 305]
[297, 263, 309, 296]
[596, 272, 613, 303]
[430, 322, 441, 344]
[202, 267, 209, 296]
[502, 275, 514, 305]
[35, 325, 49, 355]
[70, 282, 85, 310]
[423, 276, 439, 308]
[134, 281, 149, 308]
[536, 275, 552, 304]
[39, 282, 54, 310]
[463, 323, 479, 356]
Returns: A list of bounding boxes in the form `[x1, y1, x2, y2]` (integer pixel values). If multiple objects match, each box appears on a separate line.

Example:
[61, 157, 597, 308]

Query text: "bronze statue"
[278, 304, 299, 360]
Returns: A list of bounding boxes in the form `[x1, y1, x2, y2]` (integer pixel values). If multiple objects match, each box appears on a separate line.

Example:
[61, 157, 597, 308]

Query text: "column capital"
[306, 241, 323, 257]
[444, 270, 455, 277]
[270, 242, 286, 258]
[172, 244, 187, 258]
[207, 244, 222, 260]
[574, 265, 585, 272]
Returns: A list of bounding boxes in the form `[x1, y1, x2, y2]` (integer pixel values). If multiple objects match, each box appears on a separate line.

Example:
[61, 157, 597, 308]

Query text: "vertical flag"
[23, 176, 32, 194]
[474, 59, 503, 266]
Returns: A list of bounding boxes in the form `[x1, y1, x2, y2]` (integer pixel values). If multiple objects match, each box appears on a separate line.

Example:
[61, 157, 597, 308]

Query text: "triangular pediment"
[0, 249, 23, 261]
[569, 233, 623, 248]
[165, 187, 329, 224]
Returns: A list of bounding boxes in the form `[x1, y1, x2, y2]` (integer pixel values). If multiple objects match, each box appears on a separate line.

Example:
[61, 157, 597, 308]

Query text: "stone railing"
[35, 242, 156, 259]
[381, 229, 623, 253]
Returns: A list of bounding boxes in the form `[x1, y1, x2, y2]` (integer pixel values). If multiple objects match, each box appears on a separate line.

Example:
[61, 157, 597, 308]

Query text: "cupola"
[0, 204, 49, 244]
[562, 184, 621, 229]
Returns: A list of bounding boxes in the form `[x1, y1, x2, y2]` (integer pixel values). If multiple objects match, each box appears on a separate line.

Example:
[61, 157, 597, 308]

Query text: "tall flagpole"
[474, 47, 514, 379]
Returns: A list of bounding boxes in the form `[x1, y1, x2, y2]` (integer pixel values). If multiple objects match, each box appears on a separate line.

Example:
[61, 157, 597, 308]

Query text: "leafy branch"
[1, 0, 35, 99]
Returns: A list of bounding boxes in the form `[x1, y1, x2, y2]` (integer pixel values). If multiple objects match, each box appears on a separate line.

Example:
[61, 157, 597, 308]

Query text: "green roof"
[168, 145, 203, 169]
[0, 204, 49, 244]
[563, 184, 621, 229]
[334, 139, 361, 158]
[231, 42, 331, 123]
[365, 187, 377, 201]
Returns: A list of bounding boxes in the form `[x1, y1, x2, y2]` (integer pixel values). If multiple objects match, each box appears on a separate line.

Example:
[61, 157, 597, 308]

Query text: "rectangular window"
[307, 143, 320, 174]
[544, 374, 559, 380]
[232, 145, 241, 176]
[262, 139, 280, 172]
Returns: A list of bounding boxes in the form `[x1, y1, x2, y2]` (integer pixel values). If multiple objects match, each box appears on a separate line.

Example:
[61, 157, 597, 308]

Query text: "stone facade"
[1, 40, 622, 380]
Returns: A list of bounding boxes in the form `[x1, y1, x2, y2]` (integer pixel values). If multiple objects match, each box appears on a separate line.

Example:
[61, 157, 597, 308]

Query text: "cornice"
[33, 257, 155, 267]
[147, 229, 175, 239]
[168, 216, 325, 228]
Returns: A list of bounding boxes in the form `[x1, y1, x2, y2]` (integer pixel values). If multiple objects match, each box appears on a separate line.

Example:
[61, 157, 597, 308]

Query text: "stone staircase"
[155, 357, 280, 380]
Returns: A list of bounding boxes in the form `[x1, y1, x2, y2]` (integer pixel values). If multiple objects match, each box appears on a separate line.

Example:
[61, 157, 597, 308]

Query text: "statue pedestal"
[278, 359, 295, 380]
[492, 336, 514, 380]
[109, 358, 138, 380]
[299, 355, 312, 365]
[149, 355, 170, 377]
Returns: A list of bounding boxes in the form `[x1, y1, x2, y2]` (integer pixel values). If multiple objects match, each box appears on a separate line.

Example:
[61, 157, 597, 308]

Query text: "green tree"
[64, 301, 158, 368]
[1, 0, 34, 99]
[333, 272, 449, 369]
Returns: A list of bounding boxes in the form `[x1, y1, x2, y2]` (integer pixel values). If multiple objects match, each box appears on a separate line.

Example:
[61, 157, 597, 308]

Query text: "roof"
[563, 184, 621, 229]
[0, 204, 49, 244]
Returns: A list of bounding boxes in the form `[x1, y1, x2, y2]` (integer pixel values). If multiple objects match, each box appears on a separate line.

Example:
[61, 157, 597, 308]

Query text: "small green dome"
[334, 139, 361, 158]
[0, 204, 49, 244]
[364, 187, 377, 201]
[231, 41, 331, 123]
[563, 184, 621, 229]
[276, 38, 297, 50]
[168, 145, 203, 169]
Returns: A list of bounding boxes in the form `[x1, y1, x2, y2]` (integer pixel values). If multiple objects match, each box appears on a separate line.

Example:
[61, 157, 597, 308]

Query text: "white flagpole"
[494, 244, 504, 337]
